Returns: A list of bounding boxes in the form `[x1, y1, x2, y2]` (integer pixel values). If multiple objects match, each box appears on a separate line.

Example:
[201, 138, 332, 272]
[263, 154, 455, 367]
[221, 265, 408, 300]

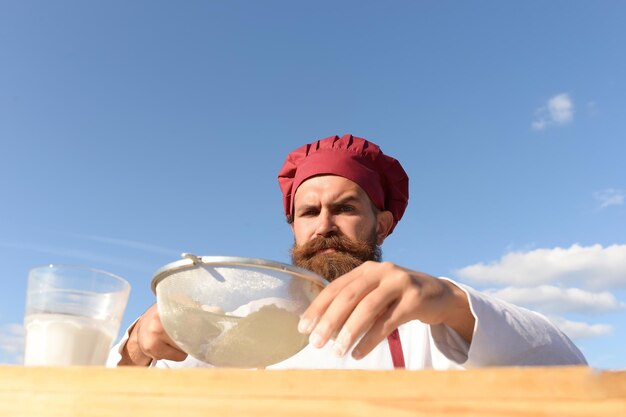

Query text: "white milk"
[24, 313, 117, 366]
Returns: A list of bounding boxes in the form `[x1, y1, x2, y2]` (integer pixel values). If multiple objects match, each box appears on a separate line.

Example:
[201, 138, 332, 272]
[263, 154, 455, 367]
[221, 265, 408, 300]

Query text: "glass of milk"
[23, 265, 130, 366]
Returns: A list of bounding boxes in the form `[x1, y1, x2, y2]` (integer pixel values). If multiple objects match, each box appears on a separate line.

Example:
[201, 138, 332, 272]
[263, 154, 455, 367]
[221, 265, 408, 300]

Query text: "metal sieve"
[151, 253, 327, 368]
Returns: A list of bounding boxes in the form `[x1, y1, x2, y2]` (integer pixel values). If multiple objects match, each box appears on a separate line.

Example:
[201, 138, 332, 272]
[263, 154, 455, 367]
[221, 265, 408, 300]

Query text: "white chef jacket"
[107, 279, 587, 369]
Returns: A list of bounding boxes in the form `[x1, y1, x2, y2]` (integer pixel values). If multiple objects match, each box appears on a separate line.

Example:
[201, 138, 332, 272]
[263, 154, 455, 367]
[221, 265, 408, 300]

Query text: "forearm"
[440, 280, 475, 344]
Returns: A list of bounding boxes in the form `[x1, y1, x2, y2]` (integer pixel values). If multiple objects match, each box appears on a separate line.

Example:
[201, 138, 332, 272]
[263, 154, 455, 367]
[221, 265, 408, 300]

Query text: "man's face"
[290, 175, 391, 281]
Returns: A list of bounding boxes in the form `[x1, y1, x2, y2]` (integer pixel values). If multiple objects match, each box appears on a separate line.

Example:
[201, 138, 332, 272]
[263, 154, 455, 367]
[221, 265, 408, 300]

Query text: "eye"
[337, 205, 355, 213]
[298, 208, 319, 217]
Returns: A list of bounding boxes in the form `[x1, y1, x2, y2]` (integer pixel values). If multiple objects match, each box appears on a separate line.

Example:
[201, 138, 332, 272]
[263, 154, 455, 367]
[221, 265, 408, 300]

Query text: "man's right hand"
[118, 304, 188, 366]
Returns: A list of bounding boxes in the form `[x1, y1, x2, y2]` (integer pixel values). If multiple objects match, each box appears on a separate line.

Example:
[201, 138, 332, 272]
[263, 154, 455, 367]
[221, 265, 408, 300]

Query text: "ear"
[375, 210, 394, 245]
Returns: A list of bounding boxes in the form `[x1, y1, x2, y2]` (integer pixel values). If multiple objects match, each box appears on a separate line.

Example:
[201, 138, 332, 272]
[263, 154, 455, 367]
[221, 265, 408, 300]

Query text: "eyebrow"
[295, 194, 363, 212]
[332, 195, 362, 206]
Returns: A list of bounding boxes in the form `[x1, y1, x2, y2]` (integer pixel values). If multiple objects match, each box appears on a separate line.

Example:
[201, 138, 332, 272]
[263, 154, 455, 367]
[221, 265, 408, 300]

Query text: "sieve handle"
[181, 253, 202, 264]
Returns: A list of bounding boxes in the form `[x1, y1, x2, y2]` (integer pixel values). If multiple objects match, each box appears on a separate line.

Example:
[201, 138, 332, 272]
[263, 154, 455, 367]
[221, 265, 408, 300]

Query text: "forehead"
[293, 175, 371, 206]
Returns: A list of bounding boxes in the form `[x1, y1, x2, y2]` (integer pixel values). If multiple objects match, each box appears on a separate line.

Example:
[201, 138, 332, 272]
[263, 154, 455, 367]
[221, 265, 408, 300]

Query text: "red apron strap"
[387, 328, 405, 369]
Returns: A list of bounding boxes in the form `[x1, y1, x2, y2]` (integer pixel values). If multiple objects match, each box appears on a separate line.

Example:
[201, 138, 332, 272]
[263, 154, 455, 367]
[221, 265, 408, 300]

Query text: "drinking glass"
[23, 265, 130, 366]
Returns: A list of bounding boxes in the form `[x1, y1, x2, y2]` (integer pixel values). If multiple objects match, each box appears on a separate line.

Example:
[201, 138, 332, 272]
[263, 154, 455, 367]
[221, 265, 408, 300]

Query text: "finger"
[330, 286, 400, 357]
[158, 331, 186, 355]
[137, 320, 187, 360]
[155, 344, 188, 362]
[307, 275, 379, 349]
[298, 272, 357, 334]
[143, 339, 188, 361]
[351, 299, 403, 360]
[136, 307, 188, 361]
[153, 320, 178, 347]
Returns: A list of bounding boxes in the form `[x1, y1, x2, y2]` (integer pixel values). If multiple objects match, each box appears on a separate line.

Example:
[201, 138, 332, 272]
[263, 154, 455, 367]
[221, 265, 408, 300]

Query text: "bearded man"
[109, 135, 586, 369]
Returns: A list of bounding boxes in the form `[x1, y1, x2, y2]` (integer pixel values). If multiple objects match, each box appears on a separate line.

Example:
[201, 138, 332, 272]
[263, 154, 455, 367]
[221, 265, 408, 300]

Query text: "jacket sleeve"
[430, 278, 588, 367]
[106, 321, 135, 367]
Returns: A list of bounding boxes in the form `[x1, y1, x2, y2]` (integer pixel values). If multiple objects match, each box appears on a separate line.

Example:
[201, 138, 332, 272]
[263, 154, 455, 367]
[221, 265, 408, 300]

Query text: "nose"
[314, 210, 338, 237]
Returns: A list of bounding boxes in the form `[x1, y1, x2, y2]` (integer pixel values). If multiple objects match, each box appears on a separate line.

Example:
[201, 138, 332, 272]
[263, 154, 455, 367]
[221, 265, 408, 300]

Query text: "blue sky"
[1, 1, 625, 368]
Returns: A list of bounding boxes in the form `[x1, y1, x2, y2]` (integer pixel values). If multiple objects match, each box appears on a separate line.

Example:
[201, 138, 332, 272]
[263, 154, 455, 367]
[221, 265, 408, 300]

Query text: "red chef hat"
[278, 134, 409, 235]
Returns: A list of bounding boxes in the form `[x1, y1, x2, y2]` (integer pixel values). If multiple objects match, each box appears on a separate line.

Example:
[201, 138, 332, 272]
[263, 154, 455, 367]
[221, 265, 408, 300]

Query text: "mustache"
[290, 234, 382, 281]
[291, 235, 365, 259]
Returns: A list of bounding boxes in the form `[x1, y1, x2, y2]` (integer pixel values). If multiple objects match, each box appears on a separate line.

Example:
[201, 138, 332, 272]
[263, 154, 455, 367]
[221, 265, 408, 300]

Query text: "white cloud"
[0, 324, 24, 364]
[485, 285, 626, 314]
[549, 317, 613, 340]
[456, 243, 626, 343]
[530, 120, 547, 130]
[531, 93, 574, 130]
[0, 240, 154, 272]
[67, 233, 180, 257]
[594, 189, 625, 209]
[455, 243, 626, 289]
[548, 94, 574, 123]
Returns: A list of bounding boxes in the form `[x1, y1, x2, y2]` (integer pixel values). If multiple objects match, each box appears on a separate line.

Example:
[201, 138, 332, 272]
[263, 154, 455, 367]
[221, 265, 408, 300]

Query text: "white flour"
[162, 303, 308, 368]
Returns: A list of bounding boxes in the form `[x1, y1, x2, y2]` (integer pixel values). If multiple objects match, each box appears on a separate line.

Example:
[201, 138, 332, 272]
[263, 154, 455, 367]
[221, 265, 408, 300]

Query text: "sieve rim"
[150, 254, 328, 294]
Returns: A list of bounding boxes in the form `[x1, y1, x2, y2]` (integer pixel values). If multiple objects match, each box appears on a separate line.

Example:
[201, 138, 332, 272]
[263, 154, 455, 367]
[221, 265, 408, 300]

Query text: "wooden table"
[1, 366, 624, 416]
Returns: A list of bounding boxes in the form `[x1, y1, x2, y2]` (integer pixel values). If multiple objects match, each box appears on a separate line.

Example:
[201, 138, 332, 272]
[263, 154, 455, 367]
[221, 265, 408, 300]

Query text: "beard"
[291, 232, 382, 282]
